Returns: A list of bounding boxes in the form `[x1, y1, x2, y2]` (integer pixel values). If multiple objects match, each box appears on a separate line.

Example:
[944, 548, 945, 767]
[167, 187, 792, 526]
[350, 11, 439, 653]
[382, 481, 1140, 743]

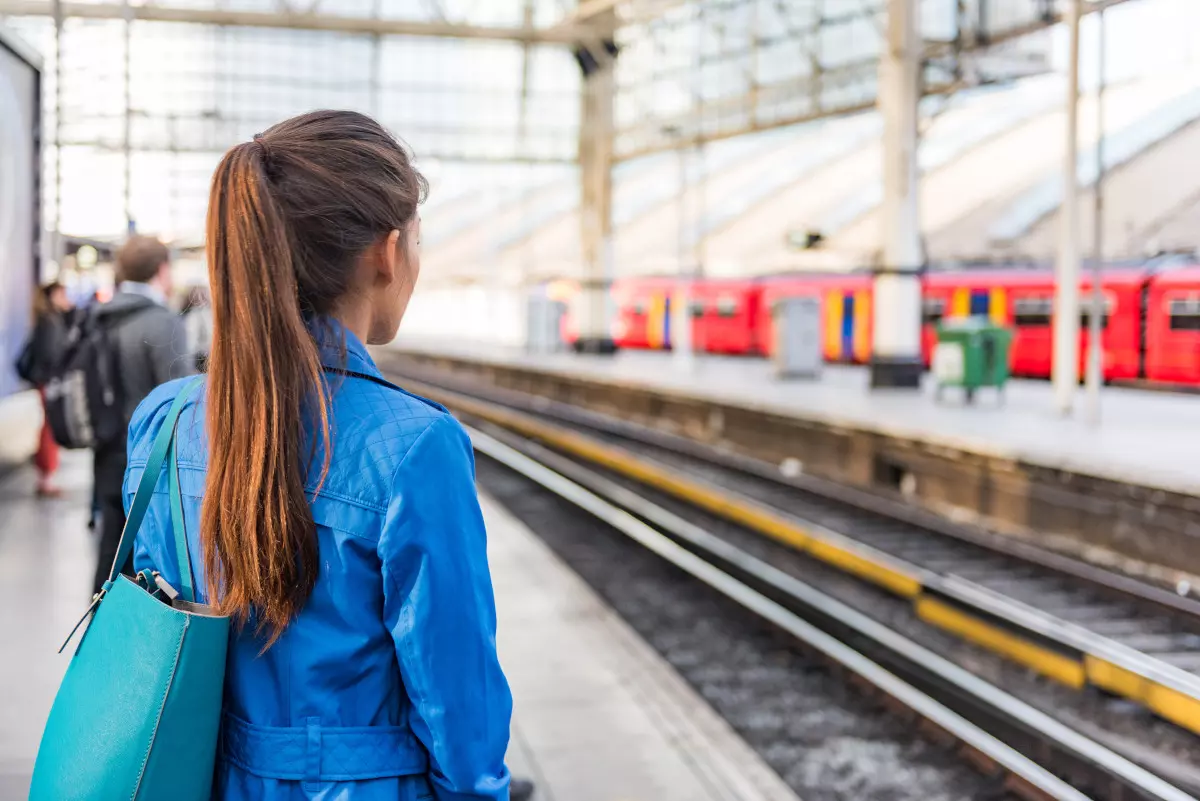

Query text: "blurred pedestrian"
[91, 236, 193, 595]
[15, 281, 75, 496]
[181, 285, 213, 371]
[124, 111, 512, 799]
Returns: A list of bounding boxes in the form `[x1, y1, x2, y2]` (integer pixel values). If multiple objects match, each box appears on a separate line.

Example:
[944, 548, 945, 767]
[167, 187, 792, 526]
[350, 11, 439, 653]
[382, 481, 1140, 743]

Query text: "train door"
[1010, 293, 1054, 377]
[645, 291, 669, 349]
[852, 290, 872, 362]
[969, 290, 989, 317]
[841, 293, 855, 362]
[662, 293, 672, 349]
[1147, 291, 1200, 384]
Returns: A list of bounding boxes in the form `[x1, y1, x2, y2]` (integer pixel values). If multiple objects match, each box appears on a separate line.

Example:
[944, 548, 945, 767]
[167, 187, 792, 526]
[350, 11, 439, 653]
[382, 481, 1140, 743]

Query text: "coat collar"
[309, 317, 384, 381]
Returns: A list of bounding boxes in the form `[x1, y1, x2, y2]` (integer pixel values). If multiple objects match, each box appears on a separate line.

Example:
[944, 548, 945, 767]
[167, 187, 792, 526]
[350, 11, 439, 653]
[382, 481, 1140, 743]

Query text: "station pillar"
[573, 24, 618, 354]
[870, 0, 924, 389]
[1053, 0, 1083, 415]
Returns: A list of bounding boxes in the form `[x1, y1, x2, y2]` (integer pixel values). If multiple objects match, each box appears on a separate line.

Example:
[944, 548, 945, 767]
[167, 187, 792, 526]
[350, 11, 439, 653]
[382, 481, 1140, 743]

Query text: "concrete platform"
[382, 340, 1200, 579]
[0, 389, 41, 474]
[0, 451, 94, 798]
[0, 451, 798, 801]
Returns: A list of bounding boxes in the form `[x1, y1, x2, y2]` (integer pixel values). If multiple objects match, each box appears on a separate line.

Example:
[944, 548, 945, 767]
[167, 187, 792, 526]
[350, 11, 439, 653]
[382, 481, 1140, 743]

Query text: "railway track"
[376, 356, 1200, 795]
[465, 418, 1194, 801]
[377, 357, 1200, 731]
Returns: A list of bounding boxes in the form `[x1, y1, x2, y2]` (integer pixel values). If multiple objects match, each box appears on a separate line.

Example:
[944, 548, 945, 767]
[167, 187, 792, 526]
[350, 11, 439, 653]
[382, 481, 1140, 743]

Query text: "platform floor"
[392, 338, 1200, 496]
[0, 451, 797, 801]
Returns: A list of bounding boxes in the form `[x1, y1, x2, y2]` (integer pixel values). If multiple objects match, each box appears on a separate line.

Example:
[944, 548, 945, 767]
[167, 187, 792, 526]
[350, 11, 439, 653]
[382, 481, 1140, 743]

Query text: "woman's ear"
[377, 229, 402, 287]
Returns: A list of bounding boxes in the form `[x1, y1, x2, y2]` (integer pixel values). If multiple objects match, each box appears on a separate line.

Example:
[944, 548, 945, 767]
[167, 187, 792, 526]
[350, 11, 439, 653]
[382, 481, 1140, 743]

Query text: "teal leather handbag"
[30, 378, 230, 801]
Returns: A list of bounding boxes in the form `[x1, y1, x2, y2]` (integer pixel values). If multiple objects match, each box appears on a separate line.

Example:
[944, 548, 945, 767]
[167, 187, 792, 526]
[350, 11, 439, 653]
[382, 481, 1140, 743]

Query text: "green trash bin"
[932, 318, 1012, 403]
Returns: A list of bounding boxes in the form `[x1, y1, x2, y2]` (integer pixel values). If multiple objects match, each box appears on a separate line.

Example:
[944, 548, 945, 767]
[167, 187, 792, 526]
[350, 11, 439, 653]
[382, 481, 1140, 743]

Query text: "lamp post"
[663, 124, 693, 372]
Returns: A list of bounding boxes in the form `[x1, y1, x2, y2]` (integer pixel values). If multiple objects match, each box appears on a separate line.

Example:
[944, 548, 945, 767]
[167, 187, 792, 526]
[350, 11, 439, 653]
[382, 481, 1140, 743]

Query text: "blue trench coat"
[125, 322, 512, 801]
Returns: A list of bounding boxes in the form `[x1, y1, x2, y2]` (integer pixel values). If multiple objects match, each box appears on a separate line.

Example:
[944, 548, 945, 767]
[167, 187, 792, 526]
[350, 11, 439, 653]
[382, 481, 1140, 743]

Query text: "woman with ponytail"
[123, 111, 512, 800]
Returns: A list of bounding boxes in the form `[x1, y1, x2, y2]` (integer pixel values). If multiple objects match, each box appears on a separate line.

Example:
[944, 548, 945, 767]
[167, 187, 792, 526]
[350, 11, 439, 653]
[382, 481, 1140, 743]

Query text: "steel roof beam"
[0, 0, 587, 44]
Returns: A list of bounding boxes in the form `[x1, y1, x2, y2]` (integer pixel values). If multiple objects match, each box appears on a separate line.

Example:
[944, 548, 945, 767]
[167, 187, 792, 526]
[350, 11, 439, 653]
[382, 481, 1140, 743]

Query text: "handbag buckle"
[153, 573, 180, 601]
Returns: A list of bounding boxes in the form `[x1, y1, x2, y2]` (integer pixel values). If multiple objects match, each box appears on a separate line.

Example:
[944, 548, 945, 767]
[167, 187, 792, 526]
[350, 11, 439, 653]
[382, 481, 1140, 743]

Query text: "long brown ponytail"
[203, 111, 426, 644]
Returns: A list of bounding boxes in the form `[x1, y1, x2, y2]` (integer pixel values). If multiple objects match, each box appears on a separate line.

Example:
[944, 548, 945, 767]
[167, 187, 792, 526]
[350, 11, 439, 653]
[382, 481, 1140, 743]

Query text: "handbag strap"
[168, 430, 196, 603]
[112, 369, 387, 602]
[107, 376, 204, 594]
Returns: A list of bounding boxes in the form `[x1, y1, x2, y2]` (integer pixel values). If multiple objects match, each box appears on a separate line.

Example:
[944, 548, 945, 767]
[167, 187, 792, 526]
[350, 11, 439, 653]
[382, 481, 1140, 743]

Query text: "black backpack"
[15, 314, 65, 386]
[43, 307, 140, 450]
[14, 337, 38, 384]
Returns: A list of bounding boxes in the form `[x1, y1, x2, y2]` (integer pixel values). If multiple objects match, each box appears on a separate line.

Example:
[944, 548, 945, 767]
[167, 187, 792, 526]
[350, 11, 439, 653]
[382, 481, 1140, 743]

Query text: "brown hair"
[33, 281, 63, 319]
[203, 110, 426, 643]
[116, 236, 170, 283]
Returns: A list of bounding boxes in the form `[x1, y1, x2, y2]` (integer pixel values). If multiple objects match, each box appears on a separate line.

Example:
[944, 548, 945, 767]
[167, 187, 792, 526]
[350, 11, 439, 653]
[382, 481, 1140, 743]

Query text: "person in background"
[21, 282, 75, 496]
[125, 111, 512, 800]
[181, 285, 214, 372]
[91, 236, 193, 596]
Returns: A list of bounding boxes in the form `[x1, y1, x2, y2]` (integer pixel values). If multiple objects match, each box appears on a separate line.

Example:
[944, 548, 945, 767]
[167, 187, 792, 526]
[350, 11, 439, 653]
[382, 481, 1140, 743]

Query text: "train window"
[1013, 296, 1053, 326]
[690, 299, 706, 317]
[922, 297, 945, 325]
[716, 296, 738, 317]
[632, 300, 647, 316]
[1168, 297, 1200, 331]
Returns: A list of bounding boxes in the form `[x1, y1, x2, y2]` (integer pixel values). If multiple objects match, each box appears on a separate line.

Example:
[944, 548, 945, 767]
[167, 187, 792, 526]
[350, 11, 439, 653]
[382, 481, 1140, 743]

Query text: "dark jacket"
[24, 311, 71, 385]
[93, 289, 193, 496]
[98, 290, 193, 423]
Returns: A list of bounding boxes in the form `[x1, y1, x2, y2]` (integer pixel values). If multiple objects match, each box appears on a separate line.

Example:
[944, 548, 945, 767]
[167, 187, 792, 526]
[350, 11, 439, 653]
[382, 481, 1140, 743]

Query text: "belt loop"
[303, 716, 321, 791]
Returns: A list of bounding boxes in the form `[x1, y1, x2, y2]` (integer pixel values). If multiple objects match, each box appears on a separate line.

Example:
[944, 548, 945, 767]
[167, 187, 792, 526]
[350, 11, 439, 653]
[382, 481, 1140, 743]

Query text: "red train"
[560, 263, 1200, 387]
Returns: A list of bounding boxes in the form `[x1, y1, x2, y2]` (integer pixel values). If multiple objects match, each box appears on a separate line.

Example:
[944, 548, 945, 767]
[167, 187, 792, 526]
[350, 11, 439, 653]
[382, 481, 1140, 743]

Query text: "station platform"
[0, 451, 797, 801]
[391, 338, 1199, 495]
[383, 339, 1200, 579]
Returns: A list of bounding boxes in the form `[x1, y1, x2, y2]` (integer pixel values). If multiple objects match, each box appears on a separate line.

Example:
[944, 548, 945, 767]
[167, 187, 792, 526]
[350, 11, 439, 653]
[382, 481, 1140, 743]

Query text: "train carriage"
[1081, 270, 1145, 382]
[610, 276, 678, 350]
[690, 278, 763, 355]
[922, 269, 1144, 381]
[1144, 267, 1200, 385]
[558, 261, 1197, 387]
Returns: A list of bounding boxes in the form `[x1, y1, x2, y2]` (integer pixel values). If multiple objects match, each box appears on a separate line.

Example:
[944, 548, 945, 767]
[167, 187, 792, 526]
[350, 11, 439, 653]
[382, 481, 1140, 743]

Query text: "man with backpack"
[90, 236, 193, 595]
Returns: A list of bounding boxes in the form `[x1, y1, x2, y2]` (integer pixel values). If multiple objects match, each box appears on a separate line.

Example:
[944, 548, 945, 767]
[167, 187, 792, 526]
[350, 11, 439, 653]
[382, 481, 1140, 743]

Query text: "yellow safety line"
[1085, 656, 1200, 737]
[410, 378, 1200, 735]
[422, 385, 923, 599]
[916, 597, 1087, 689]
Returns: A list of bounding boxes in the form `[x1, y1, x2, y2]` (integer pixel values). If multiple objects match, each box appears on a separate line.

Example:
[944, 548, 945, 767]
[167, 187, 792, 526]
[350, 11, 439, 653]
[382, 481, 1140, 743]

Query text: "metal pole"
[122, 0, 133, 234]
[370, 0, 383, 118]
[693, 0, 707, 354]
[517, 0, 533, 347]
[696, 0, 700, 278]
[1052, 0, 1082, 415]
[53, 0, 63, 266]
[672, 129, 693, 372]
[1085, 8, 1106, 425]
[677, 140, 686, 285]
[370, 34, 382, 118]
[695, 138, 706, 274]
